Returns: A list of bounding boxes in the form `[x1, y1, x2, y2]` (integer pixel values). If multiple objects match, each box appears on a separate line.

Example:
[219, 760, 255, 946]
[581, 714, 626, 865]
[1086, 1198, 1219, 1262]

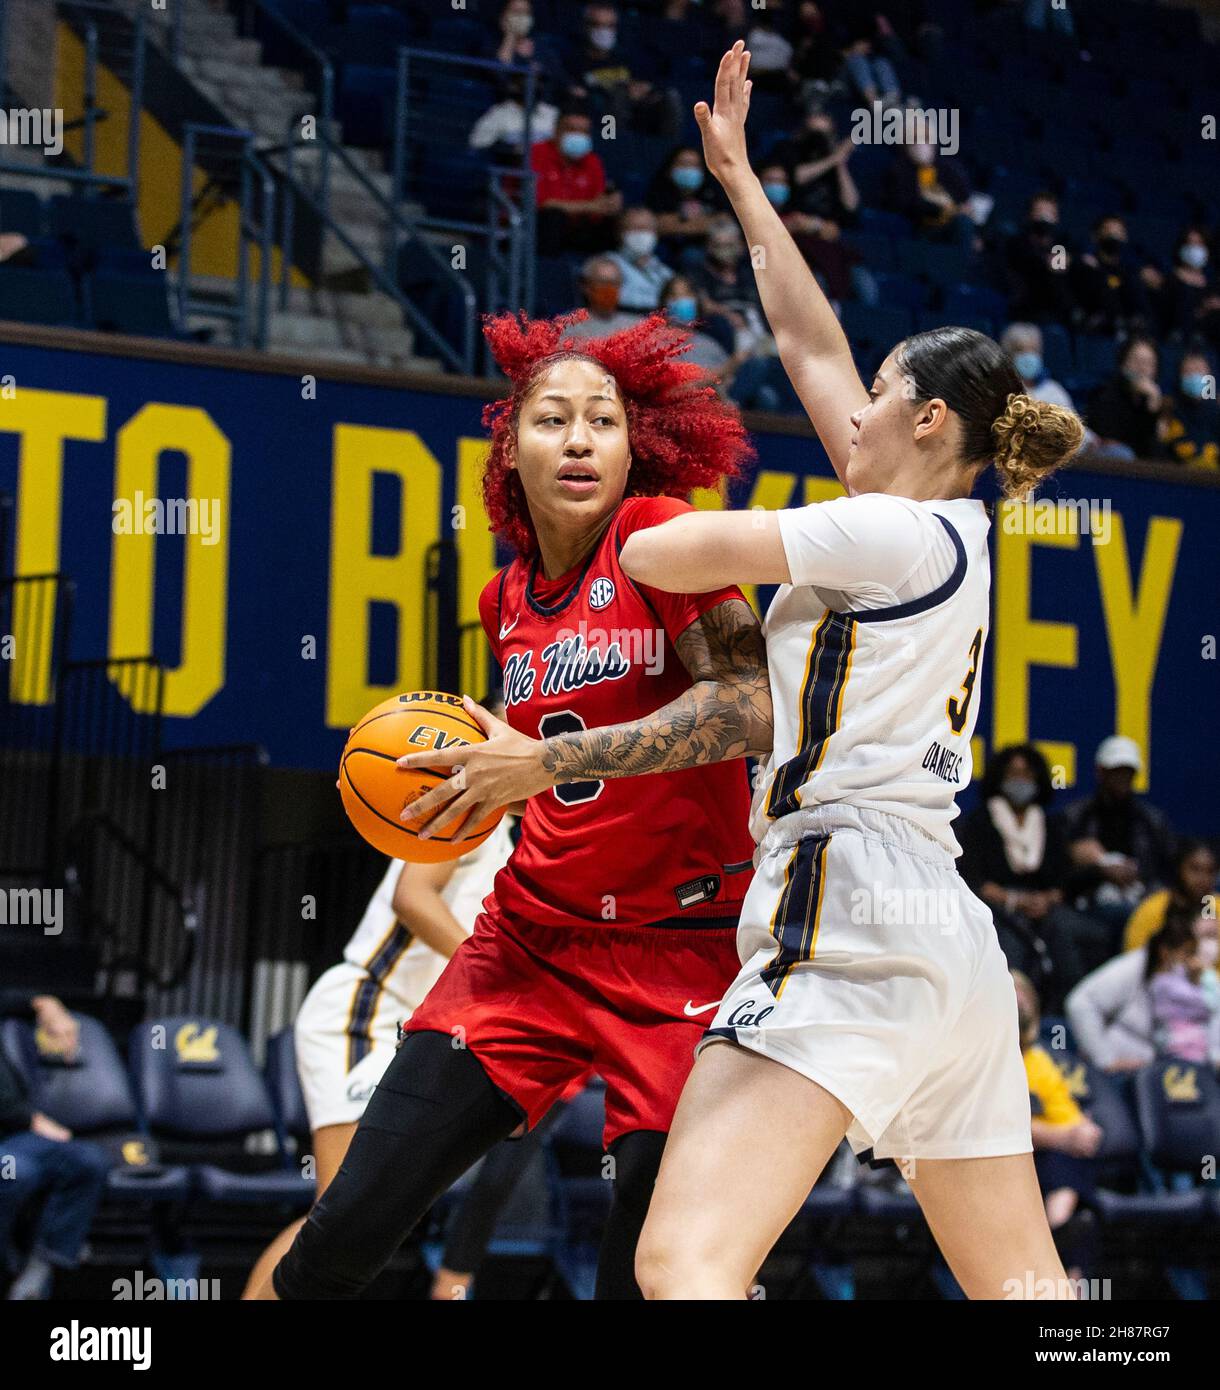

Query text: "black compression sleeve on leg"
[594, 1129, 667, 1301]
[272, 1030, 522, 1300]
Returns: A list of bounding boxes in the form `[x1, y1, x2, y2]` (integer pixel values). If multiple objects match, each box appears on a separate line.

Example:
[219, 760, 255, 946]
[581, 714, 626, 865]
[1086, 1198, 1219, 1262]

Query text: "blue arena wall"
[1, 328, 1217, 833]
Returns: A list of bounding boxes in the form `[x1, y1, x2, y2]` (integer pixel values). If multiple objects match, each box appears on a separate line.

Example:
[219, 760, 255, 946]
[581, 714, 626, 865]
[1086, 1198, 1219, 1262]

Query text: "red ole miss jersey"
[477, 495, 756, 931]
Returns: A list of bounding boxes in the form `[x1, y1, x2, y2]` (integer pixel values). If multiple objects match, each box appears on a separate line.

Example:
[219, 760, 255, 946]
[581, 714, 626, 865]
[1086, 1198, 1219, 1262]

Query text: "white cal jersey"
[341, 817, 516, 1011]
[750, 493, 992, 857]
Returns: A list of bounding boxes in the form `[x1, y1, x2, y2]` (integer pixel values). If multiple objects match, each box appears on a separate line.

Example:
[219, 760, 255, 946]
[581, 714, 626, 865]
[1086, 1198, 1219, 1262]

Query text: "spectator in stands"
[483, 0, 564, 97]
[564, 256, 641, 338]
[1013, 970, 1101, 1277]
[0, 990, 110, 1300]
[1087, 336, 1166, 461]
[768, 108, 860, 227]
[759, 159, 871, 308]
[790, 3, 843, 109]
[468, 72, 559, 158]
[688, 214, 768, 351]
[659, 276, 749, 388]
[1005, 192, 1077, 323]
[647, 147, 723, 248]
[567, 3, 680, 139]
[743, 0, 796, 95]
[835, 9, 902, 107]
[1148, 918, 1220, 1065]
[1158, 346, 1220, 469]
[959, 743, 1113, 1011]
[1065, 914, 1201, 1072]
[1001, 322, 1074, 409]
[530, 106, 622, 256]
[606, 207, 674, 311]
[1124, 839, 1217, 953]
[1158, 228, 1219, 344]
[1063, 735, 1176, 936]
[1073, 215, 1156, 335]
[883, 141, 975, 248]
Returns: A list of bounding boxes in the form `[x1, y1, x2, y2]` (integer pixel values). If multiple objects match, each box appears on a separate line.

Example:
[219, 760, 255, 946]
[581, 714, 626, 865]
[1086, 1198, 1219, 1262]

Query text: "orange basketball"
[339, 691, 505, 863]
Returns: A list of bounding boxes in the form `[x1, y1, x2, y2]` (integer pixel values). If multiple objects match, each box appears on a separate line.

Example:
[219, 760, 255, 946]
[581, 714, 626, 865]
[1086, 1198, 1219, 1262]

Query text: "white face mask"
[589, 25, 617, 51]
[505, 12, 533, 37]
[622, 229, 657, 258]
[1198, 937, 1220, 969]
[1180, 243, 1209, 271]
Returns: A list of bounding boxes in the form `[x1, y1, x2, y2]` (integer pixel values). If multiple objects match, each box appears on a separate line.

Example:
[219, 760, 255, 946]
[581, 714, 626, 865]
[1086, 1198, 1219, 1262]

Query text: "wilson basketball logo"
[589, 577, 615, 610]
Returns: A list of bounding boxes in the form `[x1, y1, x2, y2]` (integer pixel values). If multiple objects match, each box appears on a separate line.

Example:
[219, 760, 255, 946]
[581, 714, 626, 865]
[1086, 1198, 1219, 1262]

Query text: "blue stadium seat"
[48, 195, 139, 250]
[88, 272, 174, 337]
[1039, 323, 1072, 381]
[0, 189, 44, 238]
[873, 271, 929, 312]
[0, 266, 77, 326]
[944, 282, 1008, 326]
[1073, 334, 1119, 381]
[841, 232, 896, 274]
[840, 303, 915, 356]
[264, 1027, 310, 1147]
[1, 1015, 191, 1200]
[894, 240, 969, 288]
[1134, 1057, 1220, 1180]
[728, 355, 804, 415]
[337, 64, 397, 149]
[128, 1017, 313, 1209]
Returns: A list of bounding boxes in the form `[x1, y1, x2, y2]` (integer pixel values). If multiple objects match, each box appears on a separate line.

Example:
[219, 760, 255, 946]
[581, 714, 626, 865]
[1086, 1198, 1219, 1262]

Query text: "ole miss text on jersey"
[477, 495, 756, 931]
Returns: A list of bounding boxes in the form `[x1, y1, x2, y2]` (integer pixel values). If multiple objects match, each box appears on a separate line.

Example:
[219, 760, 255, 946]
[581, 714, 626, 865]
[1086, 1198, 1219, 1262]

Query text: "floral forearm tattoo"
[540, 599, 773, 782]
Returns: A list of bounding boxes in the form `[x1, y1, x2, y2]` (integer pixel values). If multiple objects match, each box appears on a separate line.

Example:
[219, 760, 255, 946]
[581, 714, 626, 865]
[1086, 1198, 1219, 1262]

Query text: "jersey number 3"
[538, 711, 605, 805]
[946, 628, 983, 735]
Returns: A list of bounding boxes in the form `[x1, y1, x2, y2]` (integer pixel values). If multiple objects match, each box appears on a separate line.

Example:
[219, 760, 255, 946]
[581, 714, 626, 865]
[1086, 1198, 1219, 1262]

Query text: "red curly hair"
[480, 309, 754, 558]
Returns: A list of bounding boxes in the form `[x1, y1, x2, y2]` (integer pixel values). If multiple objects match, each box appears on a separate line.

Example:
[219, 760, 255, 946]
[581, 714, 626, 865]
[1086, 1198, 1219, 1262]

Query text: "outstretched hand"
[394, 695, 555, 842]
[694, 41, 753, 188]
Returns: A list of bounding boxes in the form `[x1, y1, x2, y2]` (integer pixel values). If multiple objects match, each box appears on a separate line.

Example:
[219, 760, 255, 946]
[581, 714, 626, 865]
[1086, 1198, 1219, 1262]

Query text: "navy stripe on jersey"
[766, 611, 856, 820]
[850, 514, 966, 624]
[760, 833, 831, 997]
[524, 547, 600, 617]
[345, 920, 413, 1071]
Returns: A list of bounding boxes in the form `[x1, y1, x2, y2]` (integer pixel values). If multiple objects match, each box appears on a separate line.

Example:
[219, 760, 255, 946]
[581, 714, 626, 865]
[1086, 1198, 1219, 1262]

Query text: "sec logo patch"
[589, 577, 616, 610]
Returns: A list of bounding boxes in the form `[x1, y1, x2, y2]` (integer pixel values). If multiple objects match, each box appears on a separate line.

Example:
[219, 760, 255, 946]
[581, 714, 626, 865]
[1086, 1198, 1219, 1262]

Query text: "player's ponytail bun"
[991, 393, 1085, 500]
[895, 326, 1084, 498]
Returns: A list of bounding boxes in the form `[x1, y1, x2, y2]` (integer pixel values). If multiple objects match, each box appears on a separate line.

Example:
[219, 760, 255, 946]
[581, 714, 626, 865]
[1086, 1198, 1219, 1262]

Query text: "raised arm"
[695, 42, 868, 482]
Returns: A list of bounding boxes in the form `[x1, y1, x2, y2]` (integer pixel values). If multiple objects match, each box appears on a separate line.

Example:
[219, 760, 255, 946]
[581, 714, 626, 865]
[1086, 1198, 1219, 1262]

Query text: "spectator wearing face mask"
[567, 2, 680, 139]
[1066, 915, 1204, 1074]
[659, 275, 730, 372]
[1005, 192, 1077, 323]
[767, 108, 860, 228]
[1063, 736, 1176, 936]
[743, 0, 796, 95]
[483, 0, 564, 96]
[883, 141, 975, 247]
[1158, 228, 1220, 346]
[1148, 917, 1220, 1065]
[530, 107, 622, 256]
[1073, 215, 1158, 335]
[1158, 347, 1219, 469]
[606, 207, 674, 311]
[647, 147, 723, 246]
[689, 215, 767, 351]
[564, 256, 642, 338]
[1087, 336, 1166, 461]
[1012, 970, 1102, 1282]
[1001, 322, 1124, 462]
[758, 161, 871, 307]
[959, 744, 1113, 1011]
[1124, 840, 1218, 953]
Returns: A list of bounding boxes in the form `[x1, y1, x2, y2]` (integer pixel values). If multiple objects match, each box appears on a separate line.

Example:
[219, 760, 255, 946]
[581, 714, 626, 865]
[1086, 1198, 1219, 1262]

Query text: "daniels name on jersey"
[478, 495, 756, 932]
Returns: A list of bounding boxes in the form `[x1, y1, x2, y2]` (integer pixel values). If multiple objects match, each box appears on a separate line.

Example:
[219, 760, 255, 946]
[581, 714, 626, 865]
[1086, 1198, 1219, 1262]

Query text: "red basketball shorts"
[401, 902, 741, 1148]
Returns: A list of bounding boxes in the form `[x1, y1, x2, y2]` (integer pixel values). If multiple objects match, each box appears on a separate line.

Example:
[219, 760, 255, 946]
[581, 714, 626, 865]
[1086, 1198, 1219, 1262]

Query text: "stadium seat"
[840, 303, 915, 357]
[263, 1027, 310, 1150]
[894, 241, 970, 288]
[0, 267, 78, 326]
[0, 189, 44, 239]
[128, 1017, 313, 1209]
[0, 1015, 191, 1200]
[88, 272, 175, 338]
[47, 195, 140, 251]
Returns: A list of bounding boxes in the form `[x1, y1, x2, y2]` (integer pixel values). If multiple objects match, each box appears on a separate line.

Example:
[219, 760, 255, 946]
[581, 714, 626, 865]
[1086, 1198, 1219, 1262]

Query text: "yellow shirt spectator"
[1024, 1044, 1083, 1127]
[1124, 888, 1170, 953]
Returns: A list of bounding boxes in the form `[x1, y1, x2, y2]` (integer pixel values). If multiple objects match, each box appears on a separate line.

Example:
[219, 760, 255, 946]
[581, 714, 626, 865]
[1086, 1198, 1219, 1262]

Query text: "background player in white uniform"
[241, 802, 514, 1298]
[620, 44, 1087, 1300]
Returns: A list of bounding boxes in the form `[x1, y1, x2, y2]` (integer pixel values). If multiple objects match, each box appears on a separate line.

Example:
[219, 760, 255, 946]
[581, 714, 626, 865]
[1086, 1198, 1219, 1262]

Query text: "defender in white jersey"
[621, 43, 1088, 1301]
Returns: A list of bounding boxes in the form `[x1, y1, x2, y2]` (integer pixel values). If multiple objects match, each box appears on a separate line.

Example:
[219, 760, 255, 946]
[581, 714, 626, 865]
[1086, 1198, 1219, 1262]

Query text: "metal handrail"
[276, 120, 477, 373]
[64, 810, 198, 992]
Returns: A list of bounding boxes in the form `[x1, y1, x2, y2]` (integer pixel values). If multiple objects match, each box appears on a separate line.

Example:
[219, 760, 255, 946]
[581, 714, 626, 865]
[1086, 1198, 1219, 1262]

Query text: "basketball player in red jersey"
[259, 309, 771, 1300]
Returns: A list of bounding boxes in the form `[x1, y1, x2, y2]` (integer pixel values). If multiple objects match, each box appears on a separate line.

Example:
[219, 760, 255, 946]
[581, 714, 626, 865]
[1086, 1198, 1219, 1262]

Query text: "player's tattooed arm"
[540, 598, 773, 781]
